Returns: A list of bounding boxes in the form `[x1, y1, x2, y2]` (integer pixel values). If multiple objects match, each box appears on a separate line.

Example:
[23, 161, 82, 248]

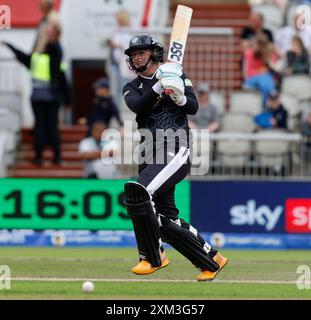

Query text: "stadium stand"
[170, 2, 250, 96]
[254, 129, 292, 174]
[252, 3, 284, 36]
[281, 75, 311, 102]
[9, 126, 86, 178]
[229, 90, 262, 116]
[221, 113, 256, 132]
[217, 139, 252, 168]
[209, 91, 226, 115]
[5, 1, 310, 179]
[280, 93, 301, 131]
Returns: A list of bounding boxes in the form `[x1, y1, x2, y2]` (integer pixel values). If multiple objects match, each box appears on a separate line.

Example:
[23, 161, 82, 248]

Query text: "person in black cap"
[255, 90, 288, 129]
[87, 78, 124, 131]
[266, 90, 288, 130]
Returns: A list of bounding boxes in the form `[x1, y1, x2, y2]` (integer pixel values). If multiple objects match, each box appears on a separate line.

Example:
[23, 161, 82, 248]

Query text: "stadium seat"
[280, 93, 301, 132]
[281, 75, 311, 101]
[230, 90, 262, 116]
[190, 133, 212, 176]
[280, 93, 301, 117]
[210, 91, 225, 115]
[254, 130, 291, 170]
[221, 112, 256, 132]
[217, 140, 252, 167]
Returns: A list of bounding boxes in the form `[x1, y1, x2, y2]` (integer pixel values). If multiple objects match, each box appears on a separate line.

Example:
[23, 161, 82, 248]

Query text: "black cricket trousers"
[137, 146, 191, 220]
[32, 100, 61, 161]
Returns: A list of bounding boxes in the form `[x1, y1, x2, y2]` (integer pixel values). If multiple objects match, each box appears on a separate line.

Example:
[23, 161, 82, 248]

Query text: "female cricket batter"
[122, 33, 228, 281]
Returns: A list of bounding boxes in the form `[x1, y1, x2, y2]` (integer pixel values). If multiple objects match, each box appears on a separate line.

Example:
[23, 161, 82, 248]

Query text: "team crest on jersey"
[185, 79, 193, 87]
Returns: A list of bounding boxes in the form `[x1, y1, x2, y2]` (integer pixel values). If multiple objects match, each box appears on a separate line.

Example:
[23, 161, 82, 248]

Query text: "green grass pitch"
[0, 247, 310, 300]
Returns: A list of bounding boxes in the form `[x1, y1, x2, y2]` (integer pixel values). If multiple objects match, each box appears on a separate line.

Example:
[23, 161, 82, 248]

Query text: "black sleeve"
[180, 75, 199, 115]
[59, 70, 70, 105]
[123, 83, 159, 115]
[4, 43, 31, 68]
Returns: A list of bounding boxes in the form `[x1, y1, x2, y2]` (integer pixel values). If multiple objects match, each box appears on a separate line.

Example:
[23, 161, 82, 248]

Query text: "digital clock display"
[0, 179, 190, 230]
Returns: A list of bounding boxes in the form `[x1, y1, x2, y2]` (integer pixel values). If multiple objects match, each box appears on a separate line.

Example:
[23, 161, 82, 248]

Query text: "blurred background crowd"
[1, 0, 311, 179]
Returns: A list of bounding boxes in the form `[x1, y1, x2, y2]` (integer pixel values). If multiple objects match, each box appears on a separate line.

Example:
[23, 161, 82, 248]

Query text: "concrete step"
[14, 161, 83, 170]
[21, 125, 88, 143]
[19, 150, 81, 162]
[10, 168, 83, 178]
[20, 143, 79, 152]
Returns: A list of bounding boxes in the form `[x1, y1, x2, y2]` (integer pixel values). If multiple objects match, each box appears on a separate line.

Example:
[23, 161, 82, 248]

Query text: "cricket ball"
[82, 281, 95, 293]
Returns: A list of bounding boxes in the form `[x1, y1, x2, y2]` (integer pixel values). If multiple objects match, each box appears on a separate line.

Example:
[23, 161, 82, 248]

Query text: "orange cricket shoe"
[197, 252, 228, 282]
[131, 252, 170, 275]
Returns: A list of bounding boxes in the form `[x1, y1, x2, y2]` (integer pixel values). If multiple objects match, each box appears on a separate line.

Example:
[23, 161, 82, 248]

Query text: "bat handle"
[164, 89, 173, 95]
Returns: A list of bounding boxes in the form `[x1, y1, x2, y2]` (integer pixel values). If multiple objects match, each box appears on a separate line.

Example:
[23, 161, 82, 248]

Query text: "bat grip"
[164, 89, 173, 95]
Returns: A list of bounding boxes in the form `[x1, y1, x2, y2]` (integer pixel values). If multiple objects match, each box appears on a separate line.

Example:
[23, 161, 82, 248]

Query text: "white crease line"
[11, 277, 301, 285]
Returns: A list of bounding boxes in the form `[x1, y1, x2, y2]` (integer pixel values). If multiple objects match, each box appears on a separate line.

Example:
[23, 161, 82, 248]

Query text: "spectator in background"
[301, 108, 311, 164]
[275, 13, 311, 57]
[255, 90, 288, 129]
[284, 35, 310, 75]
[248, 0, 288, 13]
[107, 9, 135, 109]
[301, 108, 311, 145]
[243, 34, 276, 106]
[1, 22, 69, 165]
[240, 12, 274, 51]
[188, 82, 220, 132]
[32, 0, 61, 53]
[78, 121, 120, 179]
[87, 78, 124, 131]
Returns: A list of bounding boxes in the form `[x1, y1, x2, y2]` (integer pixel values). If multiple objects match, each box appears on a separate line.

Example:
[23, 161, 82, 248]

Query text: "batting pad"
[160, 216, 219, 271]
[124, 182, 162, 267]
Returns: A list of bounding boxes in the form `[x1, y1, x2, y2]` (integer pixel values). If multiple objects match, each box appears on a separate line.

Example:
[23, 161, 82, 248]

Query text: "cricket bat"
[165, 5, 193, 94]
[167, 5, 193, 65]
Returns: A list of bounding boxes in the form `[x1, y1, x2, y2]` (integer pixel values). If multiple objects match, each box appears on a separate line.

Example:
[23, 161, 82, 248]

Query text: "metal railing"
[191, 131, 307, 180]
[116, 130, 309, 180]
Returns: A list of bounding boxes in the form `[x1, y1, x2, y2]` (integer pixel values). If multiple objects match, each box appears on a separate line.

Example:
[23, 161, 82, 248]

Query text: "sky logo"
[230, 200, 283, 231]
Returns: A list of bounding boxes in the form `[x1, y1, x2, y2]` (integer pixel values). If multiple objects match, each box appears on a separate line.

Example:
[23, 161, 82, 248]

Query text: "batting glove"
[169, 93, 187, 105]
[156, 62, 183, 80]
[160, 75, 185, 96]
